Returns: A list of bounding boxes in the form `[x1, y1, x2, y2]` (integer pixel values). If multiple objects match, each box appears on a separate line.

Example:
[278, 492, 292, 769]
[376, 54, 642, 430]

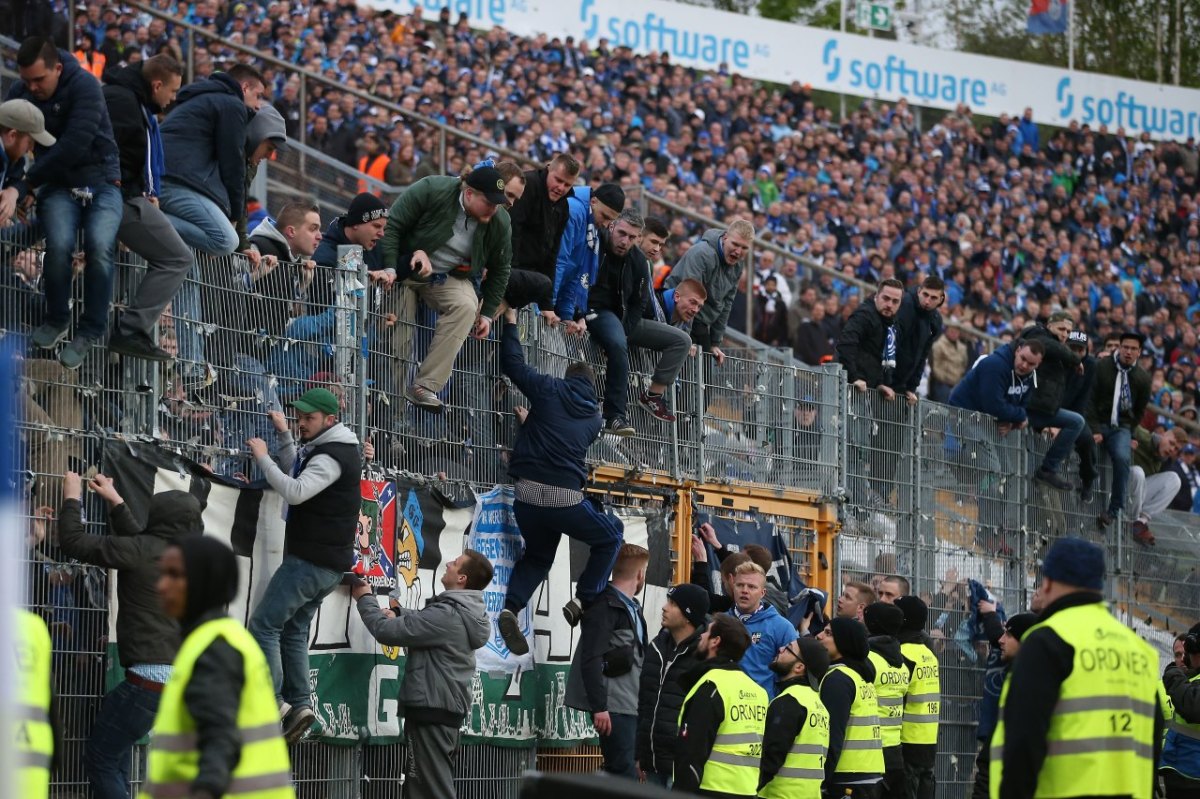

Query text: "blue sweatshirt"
[553, 187, 600, 321]
[501, 324, 602, 489]
[729, 602, 797, 698]
[948, 343, 1037, 424]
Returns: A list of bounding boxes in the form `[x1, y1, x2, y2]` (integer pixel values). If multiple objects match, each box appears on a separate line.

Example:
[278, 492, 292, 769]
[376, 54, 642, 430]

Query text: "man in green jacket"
[380, 165, 512, 411]
[1127, 426, 1186, 545]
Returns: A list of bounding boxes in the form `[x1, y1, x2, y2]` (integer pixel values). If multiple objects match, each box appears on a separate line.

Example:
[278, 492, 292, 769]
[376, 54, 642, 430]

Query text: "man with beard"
[246, 388, 363, 743]
[503, 152, 579, 323]
[895, 596, 940, 799]
[1087, 331, 1151, 529]
[893, 276, 946, 404]
[971, 612, 1036, 799]
[758, 637, 832, 799]
[636, 584, 710, 788]
[818, 617, 885, 798]
[864, 603, 913, 799]
[674, 614, 767, 797]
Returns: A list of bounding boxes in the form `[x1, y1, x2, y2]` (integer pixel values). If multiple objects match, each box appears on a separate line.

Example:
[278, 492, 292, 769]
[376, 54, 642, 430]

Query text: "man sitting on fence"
[379, 164, 512, 412]
[495, 307, 623, 655]
[1088, 330, 1151, 530]
[1126, 426, 1187, 546]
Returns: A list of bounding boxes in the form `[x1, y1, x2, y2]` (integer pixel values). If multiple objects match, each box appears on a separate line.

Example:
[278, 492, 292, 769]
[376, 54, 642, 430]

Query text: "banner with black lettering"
[101, 441, 671, 747]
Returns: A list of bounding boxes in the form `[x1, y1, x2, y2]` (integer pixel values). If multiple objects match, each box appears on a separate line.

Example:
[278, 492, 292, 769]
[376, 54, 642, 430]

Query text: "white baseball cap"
[0, 99, 55, 146]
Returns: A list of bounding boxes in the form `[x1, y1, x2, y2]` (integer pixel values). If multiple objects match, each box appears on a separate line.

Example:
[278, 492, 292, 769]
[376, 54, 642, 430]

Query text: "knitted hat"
[863, 602, 905, 637]
[1005, 613, 1038, 641]
[895, 595, 929, 632]
[593, 183, 626, 213]
[343, 193, 389, 227]
[797, 637, 830, 686]
[1042, 537, 1105, 591]
[828, 617, 870, 661]
[666, 583, 710, 629]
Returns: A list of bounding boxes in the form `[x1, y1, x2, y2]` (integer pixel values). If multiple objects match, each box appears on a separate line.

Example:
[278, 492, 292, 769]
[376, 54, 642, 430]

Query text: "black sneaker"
[603, 416, 635, 437]
[638, 391, 676, 422]
[1079, 478, 1096, 504]
[108, 331, 173, 362]
[497, 609, 529, 655]
[562, 598, 583, 627]
[1097, 510, 1115, 529]
[1034, 468, 1071, 491]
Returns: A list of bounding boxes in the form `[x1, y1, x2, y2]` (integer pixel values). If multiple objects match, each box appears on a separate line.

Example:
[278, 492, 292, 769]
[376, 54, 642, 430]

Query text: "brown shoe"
[405, 384, 443, 411]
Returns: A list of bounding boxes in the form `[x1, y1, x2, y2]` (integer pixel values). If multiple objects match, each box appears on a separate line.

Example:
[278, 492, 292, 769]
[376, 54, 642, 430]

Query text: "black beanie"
[829, 617, 870, 661]
[177, 536, 240, 627]
[797, 637, 831, 687]
[895, 595, 929, 632]
[666, 583, 710, 629]
[593, 183, 626, 213]
[343, 192, 389, 227]
[1005, 613, 1038, 641]
[863, 602, 905, 637]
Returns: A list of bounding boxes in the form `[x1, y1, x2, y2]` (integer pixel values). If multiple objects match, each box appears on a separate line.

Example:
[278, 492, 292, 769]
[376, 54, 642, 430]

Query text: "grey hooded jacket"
[664, 228, 743, 348]
[356, 588, 490, 726]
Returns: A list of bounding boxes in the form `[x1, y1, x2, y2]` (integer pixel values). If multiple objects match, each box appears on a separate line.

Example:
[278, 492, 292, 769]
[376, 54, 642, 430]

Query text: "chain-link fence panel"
[843, 387, 917, 545]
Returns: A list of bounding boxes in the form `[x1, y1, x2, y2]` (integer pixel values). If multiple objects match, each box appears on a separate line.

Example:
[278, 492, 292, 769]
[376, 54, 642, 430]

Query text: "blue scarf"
[882, 323, 898, 371]
[143, 106, 165, 197]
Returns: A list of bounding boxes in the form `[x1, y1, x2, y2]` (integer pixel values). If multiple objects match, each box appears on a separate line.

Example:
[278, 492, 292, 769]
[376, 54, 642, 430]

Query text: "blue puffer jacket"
[554, 187, 600, 321]
[501, 324, 601, 489]
[729, 602, 797, 699]
[160, 72, 249, 218]
[6, 48, 119, 190]
[948, 343, 1036, 424]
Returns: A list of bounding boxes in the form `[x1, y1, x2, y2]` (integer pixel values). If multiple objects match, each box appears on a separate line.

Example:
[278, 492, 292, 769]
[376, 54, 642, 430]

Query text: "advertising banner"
[364, 0, 1200, 140]
[102, 442, 671, 747]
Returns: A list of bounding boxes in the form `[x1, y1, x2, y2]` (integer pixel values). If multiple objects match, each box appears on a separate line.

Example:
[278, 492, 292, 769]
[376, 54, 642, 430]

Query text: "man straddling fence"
[8, 36, 124, 370]
[1088, 330, 1151, 531]
[100, 54, 192, 363]
[503, 153, 580, 325]
[495, 307, 623, 655]
[246, 388, 363, 743]
[351, 550, 493, 799]
[1019, 311, 1086, 491]
[379, 164, 512, 412]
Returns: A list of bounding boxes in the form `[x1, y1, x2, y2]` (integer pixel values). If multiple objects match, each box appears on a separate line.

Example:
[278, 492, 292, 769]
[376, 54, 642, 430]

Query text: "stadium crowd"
[5, 2, 1200, 798]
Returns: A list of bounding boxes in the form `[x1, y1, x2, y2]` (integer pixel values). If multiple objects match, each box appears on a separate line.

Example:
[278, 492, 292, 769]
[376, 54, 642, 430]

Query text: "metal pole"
[1068, 0, 1075, 70]
[839, 0, 847, 122]
[438, 128, 447, 175]
[744, 245, 754, 340]
[298, 77, 307, 180]
[67, 0, 76, 50]
[186, 27, 195, 84]
[1173, 0, 1182, 84]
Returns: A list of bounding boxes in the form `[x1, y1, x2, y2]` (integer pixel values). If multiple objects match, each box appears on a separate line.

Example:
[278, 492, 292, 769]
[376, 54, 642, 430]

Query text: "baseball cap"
[464, 165, 508, 205]
[0, 100, 55, 146]
[292, 388, 339, 415]
[1067, 330, 1089, 349]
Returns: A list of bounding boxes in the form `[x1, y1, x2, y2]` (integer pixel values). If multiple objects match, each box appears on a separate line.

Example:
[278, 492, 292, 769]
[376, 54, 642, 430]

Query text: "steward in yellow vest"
[990, 538, 1162, 799]
[865, 602, 912, 799]
[15, 609, 55, 799]
[759, 637, 833, 799]
[895, 595, 940, 799]
[972, 612, 1038, 799]
[1160, 622, 1200, 797]
[675, 614, 769, 798]
[147, 537, 295, 799]
[818, 617, 885, 797]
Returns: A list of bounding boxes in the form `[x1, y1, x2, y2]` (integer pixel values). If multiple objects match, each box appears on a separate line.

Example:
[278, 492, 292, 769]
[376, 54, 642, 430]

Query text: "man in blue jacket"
[554, 182, 625, 327]
[7, 37, 124, 369]
[495, 307, 624, 656]
[159, 64, 264, 256]
[949, 339, 1044, 536]
[727, 560, 797, 698]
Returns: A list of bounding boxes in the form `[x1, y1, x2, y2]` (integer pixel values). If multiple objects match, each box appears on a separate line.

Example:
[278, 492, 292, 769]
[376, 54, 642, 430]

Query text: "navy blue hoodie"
[6, 48, 120, 190]
[948, 343, 1036, 424]
[501, 324, 601, 489]
[160, 72, 249, 218]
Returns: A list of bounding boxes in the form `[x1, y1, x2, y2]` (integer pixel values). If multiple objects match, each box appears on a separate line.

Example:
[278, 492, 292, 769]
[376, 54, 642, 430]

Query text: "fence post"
[695, 352, 707, 484]
[335, 244, 366, 442]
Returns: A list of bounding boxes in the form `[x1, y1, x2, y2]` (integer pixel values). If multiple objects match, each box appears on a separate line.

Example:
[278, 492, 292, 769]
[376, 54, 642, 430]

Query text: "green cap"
[292, 388, 339, 415]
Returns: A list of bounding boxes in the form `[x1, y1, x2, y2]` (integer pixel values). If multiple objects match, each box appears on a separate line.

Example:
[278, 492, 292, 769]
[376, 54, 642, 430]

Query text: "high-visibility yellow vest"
[758, 683, 830, 799]
[868, 649, 910, 749]
[989, 602, 1159, 799]
[679, 666, 768, 796]
[15, 610, 53, 799]
[146, 617, 295, 799]
[1161, 670, 1200, 780]
[822, 662, 885, 775]
[900, 642, 941, 745]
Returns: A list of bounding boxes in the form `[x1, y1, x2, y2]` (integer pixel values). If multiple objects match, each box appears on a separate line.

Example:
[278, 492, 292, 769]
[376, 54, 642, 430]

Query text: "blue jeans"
[1095, 424, 1133, 514]
[587, 309, 630, 420]
[1026, 407, 1085, 473]
[505, 497, 624, 613]
[84, 678, 161, 799]
[248, 554, 343, 708]
[158, 182, 238, 255]
[38, 182, 123, 339]
[600, 712, 639, 779]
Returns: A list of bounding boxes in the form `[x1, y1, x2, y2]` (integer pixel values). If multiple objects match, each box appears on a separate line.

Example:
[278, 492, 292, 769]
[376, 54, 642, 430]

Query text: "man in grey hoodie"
[352, 549, 493, 799]
[247, 387, 363, 743]
[664, 218, 754, 365]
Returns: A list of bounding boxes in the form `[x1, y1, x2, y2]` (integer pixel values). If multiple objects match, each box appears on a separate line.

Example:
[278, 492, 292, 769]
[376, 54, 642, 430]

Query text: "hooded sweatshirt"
[665, 228, 744, 348]
[949, 342, 1037, 424]
[729, 601, 798, 698]
[56, 490, 203, 667]
[501, 323, 602, 489]
[355, 588, 490, 726]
